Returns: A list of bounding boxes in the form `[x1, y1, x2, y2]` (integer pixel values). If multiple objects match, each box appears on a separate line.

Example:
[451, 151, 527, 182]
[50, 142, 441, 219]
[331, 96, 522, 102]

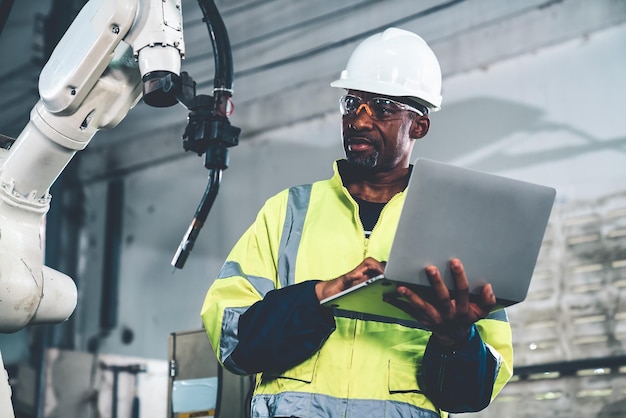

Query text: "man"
[201, 28, 513, 418]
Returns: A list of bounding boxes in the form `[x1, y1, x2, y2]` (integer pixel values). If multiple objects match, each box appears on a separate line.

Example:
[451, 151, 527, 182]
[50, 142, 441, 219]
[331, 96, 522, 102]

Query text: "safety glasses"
[339, 94, 425, 120]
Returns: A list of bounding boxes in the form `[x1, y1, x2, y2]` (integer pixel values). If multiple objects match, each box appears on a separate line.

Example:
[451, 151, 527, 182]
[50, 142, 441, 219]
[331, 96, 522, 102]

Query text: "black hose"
[197, 0, 234, 92]
[171, 0, 239, 269]
[171, 168, 221, 269]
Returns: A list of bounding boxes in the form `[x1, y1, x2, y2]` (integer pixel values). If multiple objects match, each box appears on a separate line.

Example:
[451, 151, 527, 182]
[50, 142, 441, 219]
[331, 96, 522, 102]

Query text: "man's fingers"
[383, 294, 421, 320]
[317, 258, 386, 301]
[344, 257, 384, 284]
[483, 283, 496, 304]
[425, 265, 454, 315]
[476, 283, 496, 315]
[359, 257, 385, 276]
[450, 258, 470, 314]
[396, 286, 442, 324]
[391, 260, 499, 344]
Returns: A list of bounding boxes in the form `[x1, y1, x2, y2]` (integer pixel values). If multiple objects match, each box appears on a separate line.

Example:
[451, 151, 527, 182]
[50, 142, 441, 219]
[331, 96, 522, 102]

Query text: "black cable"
[197, 0, 234, 92]
[171, 168, 221, 269]
[171, 0, 240, 269]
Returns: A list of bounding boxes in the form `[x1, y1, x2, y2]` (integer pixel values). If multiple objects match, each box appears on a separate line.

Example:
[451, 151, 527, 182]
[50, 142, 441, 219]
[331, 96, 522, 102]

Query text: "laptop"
[320, 158, 556, 322]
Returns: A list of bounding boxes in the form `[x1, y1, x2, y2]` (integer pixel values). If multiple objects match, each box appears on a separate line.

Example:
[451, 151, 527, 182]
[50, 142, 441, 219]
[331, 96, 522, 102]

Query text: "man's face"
[341, 90, 427, 171]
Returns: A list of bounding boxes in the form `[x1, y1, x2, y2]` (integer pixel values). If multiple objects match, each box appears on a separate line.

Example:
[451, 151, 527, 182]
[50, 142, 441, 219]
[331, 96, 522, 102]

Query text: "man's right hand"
[315, 257, 385, 301]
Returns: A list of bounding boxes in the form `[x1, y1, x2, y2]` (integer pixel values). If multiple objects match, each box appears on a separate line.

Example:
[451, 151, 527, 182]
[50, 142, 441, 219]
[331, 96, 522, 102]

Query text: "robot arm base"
[0, 193, 77, 333]
[0, 257, 77, 333]
[32, 266, 78, 326]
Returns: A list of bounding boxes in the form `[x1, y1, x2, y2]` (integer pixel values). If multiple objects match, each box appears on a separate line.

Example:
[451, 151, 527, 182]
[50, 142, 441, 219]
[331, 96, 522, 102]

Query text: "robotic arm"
[2, 0, 238, 414]
[0, 0, 238, 332]
[0, 0, 186, 334]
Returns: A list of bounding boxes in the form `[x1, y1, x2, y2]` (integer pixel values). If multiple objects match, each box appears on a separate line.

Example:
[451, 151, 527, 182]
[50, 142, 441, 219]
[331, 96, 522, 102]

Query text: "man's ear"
[410, 116, 430, 139]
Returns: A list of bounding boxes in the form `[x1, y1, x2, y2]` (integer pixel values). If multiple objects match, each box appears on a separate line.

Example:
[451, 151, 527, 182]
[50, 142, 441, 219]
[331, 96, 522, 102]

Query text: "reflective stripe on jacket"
[201, 160, 514, 418]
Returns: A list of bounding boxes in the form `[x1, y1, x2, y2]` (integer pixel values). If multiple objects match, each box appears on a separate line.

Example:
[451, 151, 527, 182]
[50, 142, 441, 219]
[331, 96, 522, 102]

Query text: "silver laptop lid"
[383, 158, 556, 306]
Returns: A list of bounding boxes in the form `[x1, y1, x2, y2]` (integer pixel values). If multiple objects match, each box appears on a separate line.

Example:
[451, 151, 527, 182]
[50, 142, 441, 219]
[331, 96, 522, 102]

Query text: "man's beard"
[346, 151, 379, 169]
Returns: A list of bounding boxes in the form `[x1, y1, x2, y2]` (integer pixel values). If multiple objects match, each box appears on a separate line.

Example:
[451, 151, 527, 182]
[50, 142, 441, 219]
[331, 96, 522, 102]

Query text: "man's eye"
[374, 106, 391, 115]
[345, 97, 359, 109]
[375, 105, 394, 115]
[373, 99, 396, 113]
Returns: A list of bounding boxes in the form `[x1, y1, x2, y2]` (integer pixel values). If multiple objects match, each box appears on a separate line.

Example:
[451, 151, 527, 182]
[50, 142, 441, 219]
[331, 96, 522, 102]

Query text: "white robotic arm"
[0, 0, 240, 413]
[0, 0, 185, 333]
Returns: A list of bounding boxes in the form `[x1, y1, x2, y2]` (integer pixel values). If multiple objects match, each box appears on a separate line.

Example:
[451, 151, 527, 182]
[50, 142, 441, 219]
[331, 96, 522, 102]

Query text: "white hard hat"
[331, 28, 442, 111]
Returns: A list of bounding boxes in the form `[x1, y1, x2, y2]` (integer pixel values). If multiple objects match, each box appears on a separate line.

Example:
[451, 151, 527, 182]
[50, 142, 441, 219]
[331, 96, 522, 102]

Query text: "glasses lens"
[340, 95, 360, 115]
[370, 98, 404, 119]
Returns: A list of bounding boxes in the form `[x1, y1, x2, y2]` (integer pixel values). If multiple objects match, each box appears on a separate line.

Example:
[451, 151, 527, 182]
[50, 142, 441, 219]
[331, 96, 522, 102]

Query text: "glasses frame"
[339, 94, 426, 120]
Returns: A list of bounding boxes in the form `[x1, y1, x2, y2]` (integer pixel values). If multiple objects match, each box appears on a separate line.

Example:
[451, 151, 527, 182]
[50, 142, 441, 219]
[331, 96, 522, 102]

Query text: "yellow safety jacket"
[202, 160, 513, 418]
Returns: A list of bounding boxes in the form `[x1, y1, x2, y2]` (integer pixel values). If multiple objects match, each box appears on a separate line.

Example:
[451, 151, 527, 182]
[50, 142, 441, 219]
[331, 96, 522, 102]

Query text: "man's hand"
[315, 257, 385, 301]
[391, 258, 496, 346]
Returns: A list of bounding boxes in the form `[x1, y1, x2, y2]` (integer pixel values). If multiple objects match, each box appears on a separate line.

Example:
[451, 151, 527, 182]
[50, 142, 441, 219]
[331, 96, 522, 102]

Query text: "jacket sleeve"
[232, 280, 335, 374]
[420, 308, 514, 413]
[200, 190, 334, 375]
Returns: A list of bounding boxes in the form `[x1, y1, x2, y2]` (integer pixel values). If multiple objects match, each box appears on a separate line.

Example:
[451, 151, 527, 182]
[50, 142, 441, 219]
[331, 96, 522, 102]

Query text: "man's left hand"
[389, 258, 496, 346]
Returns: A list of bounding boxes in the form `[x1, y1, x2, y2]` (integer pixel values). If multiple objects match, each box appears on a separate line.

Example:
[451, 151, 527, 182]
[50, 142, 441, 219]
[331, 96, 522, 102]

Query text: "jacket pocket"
[265, 351, 320, 384]
[388, 359, 422, 393]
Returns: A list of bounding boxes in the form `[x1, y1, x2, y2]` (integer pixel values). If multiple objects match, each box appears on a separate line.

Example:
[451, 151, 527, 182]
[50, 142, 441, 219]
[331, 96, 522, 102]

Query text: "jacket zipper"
[438, 353, 447, 392]
[367, 192, 402, 244]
